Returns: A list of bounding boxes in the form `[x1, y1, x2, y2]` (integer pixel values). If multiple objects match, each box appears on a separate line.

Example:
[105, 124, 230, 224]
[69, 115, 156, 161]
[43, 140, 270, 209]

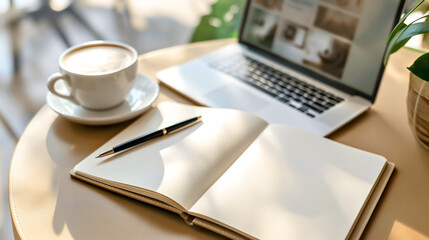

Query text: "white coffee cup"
[47, 41, 138, 110]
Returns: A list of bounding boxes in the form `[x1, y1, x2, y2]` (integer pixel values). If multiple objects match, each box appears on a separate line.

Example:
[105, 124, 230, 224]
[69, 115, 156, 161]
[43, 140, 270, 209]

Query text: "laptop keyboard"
[209, 54, 344, 118]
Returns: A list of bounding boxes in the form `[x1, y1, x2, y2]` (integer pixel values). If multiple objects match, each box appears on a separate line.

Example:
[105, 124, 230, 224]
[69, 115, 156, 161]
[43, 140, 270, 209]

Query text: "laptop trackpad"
[204, 85, 268, 113]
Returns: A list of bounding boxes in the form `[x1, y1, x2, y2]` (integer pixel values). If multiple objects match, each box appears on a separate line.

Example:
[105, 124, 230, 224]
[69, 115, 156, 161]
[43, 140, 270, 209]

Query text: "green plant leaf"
[408, 52, 429, 82]
[390, 21, 429, 54]
[384, 23, 407, 65]
[387, 0, 424, 43]
[384, 0, 425, 65]
[191, 0, 245, 42]
[384, 13, 429, 65]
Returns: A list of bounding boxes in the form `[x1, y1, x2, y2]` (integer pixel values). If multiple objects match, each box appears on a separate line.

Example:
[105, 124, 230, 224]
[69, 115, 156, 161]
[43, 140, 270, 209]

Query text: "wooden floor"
[0, 0, 213, 239]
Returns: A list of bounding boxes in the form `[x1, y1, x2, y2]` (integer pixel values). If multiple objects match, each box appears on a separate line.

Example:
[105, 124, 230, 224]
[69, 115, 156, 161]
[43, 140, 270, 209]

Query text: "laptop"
[157, 0, 405, 136]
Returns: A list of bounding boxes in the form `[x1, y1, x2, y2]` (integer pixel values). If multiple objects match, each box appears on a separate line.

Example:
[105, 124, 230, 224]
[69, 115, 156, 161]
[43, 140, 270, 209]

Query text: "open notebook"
[71, 102, 394, 240]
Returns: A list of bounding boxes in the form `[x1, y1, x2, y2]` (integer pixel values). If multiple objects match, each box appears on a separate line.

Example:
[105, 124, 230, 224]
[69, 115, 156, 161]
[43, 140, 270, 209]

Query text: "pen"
[96, 116, 202, 158]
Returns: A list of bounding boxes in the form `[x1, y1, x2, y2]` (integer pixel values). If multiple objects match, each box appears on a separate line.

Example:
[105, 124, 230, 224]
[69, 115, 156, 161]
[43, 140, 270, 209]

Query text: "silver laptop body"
[158, 0, 405, 136]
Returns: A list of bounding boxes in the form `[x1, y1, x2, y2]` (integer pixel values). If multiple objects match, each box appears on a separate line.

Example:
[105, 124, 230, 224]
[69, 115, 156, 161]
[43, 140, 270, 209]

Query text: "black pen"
[96, 116, 202, 158]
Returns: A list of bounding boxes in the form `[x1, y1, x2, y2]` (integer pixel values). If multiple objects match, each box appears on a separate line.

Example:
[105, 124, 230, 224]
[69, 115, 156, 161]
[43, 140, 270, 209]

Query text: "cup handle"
[47, 73, 74, 101]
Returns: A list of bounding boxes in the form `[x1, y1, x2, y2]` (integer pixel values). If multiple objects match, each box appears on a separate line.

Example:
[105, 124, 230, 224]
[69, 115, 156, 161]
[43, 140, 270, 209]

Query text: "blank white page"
[190, 124, 386, 240]
[73, 102, 267, 210]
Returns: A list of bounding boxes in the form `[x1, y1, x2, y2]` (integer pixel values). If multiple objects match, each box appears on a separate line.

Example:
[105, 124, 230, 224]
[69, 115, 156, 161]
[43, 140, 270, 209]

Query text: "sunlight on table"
[388, 221, 429, 240]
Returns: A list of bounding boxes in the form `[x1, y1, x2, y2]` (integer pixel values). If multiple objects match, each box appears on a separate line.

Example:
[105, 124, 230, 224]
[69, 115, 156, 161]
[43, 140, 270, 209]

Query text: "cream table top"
[9, 39, 429, 239]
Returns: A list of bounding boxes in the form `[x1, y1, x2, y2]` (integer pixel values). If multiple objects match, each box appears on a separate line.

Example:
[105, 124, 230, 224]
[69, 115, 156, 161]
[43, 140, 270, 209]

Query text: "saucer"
[47, 73, 159, 125]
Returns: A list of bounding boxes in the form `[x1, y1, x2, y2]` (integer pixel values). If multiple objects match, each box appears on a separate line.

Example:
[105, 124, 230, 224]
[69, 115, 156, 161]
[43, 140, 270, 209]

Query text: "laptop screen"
[240, 0, 404, 98]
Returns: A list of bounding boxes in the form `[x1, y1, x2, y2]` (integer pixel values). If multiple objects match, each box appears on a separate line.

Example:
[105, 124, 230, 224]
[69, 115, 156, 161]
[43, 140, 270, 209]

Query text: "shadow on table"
[45, 114, 225, 239]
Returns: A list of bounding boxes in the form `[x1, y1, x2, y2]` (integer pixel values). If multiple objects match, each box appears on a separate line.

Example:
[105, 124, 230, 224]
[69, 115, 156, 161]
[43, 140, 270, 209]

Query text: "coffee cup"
[47, 41, 138, 110]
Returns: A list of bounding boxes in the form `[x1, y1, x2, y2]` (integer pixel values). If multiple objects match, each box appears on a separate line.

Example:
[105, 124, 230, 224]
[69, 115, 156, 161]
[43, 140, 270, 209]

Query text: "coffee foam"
[62, 45, 134, 74]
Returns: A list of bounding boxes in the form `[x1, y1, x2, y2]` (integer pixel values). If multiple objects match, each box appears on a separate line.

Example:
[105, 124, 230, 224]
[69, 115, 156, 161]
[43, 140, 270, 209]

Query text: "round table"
[9, 39, 429, 239]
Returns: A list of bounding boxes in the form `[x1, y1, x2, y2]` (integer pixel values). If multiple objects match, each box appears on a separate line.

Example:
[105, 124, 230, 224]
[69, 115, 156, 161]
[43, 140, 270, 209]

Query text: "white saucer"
[47, 73, 159, 125]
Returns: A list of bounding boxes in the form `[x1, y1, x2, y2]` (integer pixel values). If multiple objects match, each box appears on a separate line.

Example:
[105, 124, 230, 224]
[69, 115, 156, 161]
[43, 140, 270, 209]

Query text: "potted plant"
[384, 0, 429, 149]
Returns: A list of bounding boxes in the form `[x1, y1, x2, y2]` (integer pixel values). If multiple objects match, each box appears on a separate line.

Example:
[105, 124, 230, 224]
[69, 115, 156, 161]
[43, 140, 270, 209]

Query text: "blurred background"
[0, 0, 427, 239]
